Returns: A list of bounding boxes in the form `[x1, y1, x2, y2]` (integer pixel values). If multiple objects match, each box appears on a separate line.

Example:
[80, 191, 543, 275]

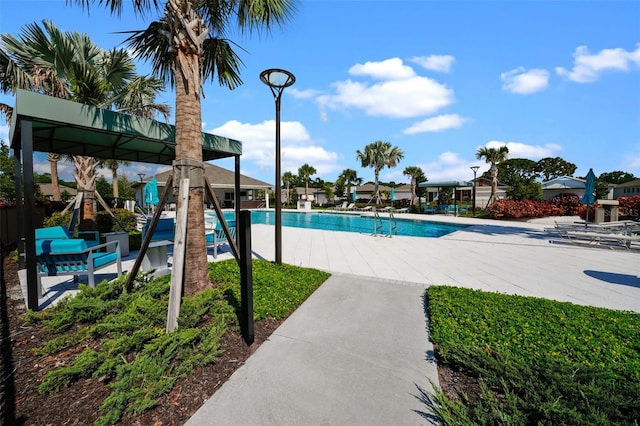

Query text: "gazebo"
[9, 89, 243, 310]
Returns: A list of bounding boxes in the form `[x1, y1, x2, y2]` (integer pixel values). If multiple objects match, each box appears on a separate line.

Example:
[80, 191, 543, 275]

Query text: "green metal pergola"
[9, 89, 243, 311]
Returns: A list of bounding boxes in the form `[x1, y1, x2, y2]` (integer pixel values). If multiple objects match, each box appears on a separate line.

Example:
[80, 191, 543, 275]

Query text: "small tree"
[356, 140, 404, 204]
[298, 163, 317, 201]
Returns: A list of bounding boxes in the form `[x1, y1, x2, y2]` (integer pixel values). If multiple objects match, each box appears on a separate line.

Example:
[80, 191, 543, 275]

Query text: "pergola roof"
[9, 89, 242, 164]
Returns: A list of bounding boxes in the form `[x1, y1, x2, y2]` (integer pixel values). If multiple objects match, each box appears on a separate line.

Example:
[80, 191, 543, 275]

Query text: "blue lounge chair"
[206, 221, 236, 259]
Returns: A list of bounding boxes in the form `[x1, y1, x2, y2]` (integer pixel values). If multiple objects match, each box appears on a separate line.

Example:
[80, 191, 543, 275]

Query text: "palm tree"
[403, 166, 425, 206]
[98, 159, 131, 200]
[298, 163, 316, 201]
[69, 0, 295, 295]
[282, 171, 294, 206]
[476, 145, 509, 205]
[338, 168, 362, 202]
[1, 21, 166, 229]
[356, 140, 404, 204]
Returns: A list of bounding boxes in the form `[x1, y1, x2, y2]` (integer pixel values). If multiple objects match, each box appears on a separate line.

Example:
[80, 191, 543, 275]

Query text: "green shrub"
[128, 231, 142, 250]
[44, 211, 74, 229]
[425, 286, 640, 424]
[96, 209, 137, 233]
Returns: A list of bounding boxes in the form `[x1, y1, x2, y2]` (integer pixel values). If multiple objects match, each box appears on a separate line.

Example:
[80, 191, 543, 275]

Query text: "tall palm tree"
[338, 168, 362, 202]
[282, 171, 294, 206]
[356, 140, 404, 204]
[1, 21, 166, 229]
[476, 145, 509, 205]
[71, 0, 295, 295]
[403, 165, 425, 206]
[98, 159, 131, 200]
[298, 163, 316, 201]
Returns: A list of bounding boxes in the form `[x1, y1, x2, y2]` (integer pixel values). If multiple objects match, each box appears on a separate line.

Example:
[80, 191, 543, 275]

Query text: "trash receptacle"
[105, 232, 130, 256]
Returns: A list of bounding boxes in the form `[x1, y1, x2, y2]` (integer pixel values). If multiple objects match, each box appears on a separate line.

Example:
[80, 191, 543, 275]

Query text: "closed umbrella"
[352, 188, 357, 202]
[144, 177, 159, 213]
[390, 187, 395, 202]
[581, 168, 596, 225]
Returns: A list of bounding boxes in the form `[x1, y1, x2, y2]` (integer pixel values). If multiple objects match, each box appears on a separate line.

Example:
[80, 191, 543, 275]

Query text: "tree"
[1, 20, 167, 231]
[298, 163, 317, 201]
[99, 159, 131, 200]
[76, 0, 296, 295]
[0, 143, 15, 201]
[282, 171, 294, 206]
[338, 168, 362, 202]
[476, 145, 509, 205]
[356, 140, 404, 204]
[334, 176, 345, 200]
[402, 166, 425, 206]
[496, 158, 542, 201]
[598, 171, 636, 185]
[536, 157, 577, 181]
[323, 182, 334, 204]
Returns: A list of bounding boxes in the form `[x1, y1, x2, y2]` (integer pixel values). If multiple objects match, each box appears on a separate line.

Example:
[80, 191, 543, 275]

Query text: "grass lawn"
[24, 259, 330, 425]
[425, 286, 640, 425]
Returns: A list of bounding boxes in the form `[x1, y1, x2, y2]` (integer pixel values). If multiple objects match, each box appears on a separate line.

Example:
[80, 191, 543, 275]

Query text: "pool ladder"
[373, 210, 398, 238]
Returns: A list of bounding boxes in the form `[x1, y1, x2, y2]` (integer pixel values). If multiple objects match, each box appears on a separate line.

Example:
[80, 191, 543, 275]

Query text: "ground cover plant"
[425, 286, 640, 425]
[7, 259, 329, 425]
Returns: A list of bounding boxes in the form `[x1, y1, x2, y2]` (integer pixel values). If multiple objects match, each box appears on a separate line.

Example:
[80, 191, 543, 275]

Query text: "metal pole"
[239, 210, 254, 345]
[275, 95, 282, 264]
[471, 166, 479, 217]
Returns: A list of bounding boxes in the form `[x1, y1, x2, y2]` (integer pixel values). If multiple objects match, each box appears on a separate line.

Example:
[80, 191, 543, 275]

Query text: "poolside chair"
[344, 203, 356, 211]
[206, 221, 237, 259]
[396, 207, 410, 213]
[357, 206, 373, 212]
[332, 202, 348, 211]
[424, 205, 437, 214]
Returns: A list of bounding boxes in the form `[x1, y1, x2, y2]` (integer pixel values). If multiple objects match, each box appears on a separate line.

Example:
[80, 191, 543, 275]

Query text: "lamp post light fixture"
[470, 166, 480, 217]
[260, 68, 296, 265]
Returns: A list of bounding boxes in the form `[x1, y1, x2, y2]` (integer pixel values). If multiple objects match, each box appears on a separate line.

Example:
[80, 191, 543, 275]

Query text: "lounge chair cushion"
[35, 238, 88, 255]
[35, 226, 71, 240]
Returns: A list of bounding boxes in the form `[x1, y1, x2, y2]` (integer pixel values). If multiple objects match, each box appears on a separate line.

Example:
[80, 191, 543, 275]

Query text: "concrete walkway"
[185, 274, 436, 426]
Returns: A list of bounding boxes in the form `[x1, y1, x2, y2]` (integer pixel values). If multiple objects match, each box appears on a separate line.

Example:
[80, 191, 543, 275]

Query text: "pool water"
[208, 210, 466, 238]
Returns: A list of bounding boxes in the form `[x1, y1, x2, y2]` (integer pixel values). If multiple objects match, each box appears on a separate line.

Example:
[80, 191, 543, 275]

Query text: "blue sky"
[1, 0, 639, 187]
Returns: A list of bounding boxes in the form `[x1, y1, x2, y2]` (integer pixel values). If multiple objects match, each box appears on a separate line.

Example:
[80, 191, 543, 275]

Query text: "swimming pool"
[208, 210, 466, 238]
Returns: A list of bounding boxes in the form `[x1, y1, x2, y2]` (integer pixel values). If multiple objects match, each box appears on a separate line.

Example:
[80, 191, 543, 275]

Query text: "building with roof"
[135, 162, 273, 210]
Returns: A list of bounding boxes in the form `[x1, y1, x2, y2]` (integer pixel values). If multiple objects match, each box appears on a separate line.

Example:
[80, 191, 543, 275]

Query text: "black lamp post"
[260, 68, 296, 264]
[470, 166, 479, 216]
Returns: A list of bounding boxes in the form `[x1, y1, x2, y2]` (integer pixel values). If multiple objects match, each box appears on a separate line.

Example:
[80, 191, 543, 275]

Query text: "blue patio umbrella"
[352, 188, 357, 202]
[581, 168, 596, 224]
[390, 187, 395, 202]
[144, 177, 159, 209]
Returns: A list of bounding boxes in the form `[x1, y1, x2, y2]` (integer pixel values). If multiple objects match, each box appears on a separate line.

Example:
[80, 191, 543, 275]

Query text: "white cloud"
[483, 140, 562, 159]
[403, 114, 467, 134]
[324, 75, 454, 118]
[348, 57, 416, 80]
[556, 44, 640, 83]
[409, 55, 455, 73]
[501, 67, 550, 94]
[209, 119, 341, 178]
[288, 88, 323, 100]
[409, 152, 487, 182]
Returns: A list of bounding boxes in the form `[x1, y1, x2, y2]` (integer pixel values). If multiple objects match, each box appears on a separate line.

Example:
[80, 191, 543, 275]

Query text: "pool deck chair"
[206, 221, 237, 259]
[35, 238, 122, 296]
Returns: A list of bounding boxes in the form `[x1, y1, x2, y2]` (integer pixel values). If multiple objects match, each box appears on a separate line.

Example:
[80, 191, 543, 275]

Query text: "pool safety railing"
[373, 209, 398, 238]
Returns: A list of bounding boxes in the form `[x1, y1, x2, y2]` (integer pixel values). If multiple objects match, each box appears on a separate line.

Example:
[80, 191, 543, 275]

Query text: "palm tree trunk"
[48, 153, 61, 201]
[175, 48, 209, 296]
[491, 164, 498, 203]
[411, 177, 417, 206]
[374, 170, 380, 204]
[111, 166, 119, 199]
[74, 155, 97, 230]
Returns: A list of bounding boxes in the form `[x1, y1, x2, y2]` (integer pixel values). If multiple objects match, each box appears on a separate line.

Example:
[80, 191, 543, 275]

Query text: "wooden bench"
[35, 238, 122, 296]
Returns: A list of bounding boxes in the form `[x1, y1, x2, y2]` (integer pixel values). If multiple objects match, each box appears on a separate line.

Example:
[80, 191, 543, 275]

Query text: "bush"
[44, 211, 75, 230]
[618, 195, 640, 219]
[95, 209, 137, 233]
